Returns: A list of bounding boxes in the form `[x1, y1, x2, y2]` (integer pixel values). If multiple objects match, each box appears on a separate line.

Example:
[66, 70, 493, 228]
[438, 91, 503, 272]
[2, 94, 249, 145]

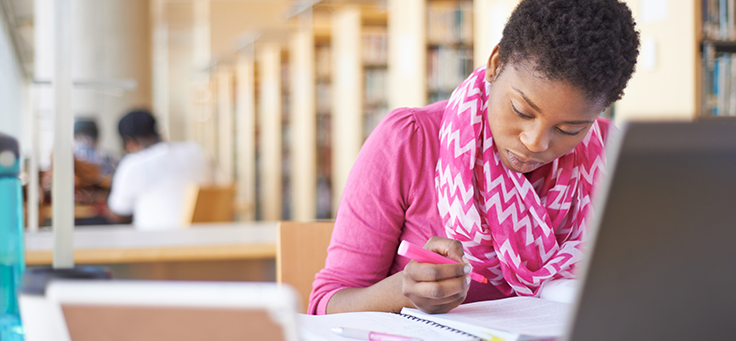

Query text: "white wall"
[615, 0, 698, 123]
[0, 11, 28, 147]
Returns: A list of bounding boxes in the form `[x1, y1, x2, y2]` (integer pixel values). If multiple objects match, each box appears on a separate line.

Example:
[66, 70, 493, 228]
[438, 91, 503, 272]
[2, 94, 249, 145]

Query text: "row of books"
[703, 0, 736, 40]
[427, 1, 473, 45]
[363, 28, 387, 66]
[365, 67, 388, 106]
[316, 114, 332, 219]
[703, 52, 736, 116]
[427, 46, 474, 94]
[316, 82, 332, 115]
[318, 33, 387, 76]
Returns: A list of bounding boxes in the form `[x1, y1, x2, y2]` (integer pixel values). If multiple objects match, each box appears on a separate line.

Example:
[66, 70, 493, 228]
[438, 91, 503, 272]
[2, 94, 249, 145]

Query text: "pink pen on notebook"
[331, 327, 422, 341]
[397, 240, 488, 284]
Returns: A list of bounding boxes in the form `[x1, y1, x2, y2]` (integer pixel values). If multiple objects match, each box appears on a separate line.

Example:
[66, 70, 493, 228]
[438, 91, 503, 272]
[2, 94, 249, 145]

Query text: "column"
[289, 29, 317, 221]
[473, 0, 518, 67]
[235, 50, 256, 221]
[217, 66, 234, 183]
[53, 0, 74, 268]
[257, 43, 282, 221]
[331, 6, 363, 216]
[388, 0, 426, 109]
[151, 0, 169, 138]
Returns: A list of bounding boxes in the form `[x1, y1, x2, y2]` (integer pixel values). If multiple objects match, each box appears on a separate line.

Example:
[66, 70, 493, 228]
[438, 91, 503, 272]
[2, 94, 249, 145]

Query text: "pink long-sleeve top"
[308, 101, 507, 315]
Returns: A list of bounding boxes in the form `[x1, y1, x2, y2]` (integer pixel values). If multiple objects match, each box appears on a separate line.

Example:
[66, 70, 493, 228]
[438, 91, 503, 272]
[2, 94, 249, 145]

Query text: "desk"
[25, 222, 278, 281]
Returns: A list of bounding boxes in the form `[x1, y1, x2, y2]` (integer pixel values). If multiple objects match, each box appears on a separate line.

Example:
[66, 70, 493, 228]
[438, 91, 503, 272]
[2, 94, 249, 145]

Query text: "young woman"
[309, 0, 640, 315]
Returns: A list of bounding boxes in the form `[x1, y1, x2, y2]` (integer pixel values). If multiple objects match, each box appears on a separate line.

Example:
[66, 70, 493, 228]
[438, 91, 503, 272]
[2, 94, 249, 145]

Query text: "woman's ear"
[485, 45, 502, 83]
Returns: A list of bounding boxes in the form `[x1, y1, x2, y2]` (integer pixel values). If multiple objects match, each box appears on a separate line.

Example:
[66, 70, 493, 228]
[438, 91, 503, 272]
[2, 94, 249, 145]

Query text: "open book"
[300, 279, 576, 341]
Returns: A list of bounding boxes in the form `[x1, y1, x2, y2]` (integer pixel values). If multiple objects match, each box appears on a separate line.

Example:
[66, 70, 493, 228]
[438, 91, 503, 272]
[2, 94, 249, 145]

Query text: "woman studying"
[309, 0, 640, 315]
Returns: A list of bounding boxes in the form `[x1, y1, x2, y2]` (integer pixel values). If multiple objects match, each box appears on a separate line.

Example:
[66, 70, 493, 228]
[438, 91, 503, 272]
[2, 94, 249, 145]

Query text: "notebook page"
[299, 312, 478, 341]
[401, 297, 571, 339]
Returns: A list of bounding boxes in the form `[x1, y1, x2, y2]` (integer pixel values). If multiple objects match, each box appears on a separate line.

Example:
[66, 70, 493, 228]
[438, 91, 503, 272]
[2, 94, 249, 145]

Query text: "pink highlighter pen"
[397, 240, 488, 284]
[331, 327, 422, 341]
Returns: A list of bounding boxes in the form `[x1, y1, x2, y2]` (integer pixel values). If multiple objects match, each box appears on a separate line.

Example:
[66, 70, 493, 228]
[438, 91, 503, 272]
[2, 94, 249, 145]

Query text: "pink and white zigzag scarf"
[435, 67, 610, 297]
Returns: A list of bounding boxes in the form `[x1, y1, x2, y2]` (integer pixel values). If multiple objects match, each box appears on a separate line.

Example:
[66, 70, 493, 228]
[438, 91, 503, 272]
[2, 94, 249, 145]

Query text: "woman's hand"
[402, 236, 471, 314]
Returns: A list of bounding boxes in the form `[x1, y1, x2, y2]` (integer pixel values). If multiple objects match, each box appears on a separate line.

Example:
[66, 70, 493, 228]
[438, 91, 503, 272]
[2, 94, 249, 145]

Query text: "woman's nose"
[519, 126, 550, 153]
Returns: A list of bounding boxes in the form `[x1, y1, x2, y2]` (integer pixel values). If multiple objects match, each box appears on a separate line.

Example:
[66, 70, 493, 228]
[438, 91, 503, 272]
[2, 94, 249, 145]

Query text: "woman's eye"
[511, 103, 532, 119]
[557, 128, 581, 136]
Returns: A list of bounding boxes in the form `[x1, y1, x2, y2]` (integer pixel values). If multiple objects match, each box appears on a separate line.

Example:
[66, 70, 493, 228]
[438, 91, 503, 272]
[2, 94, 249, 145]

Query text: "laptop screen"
[565, 121, 736, 340]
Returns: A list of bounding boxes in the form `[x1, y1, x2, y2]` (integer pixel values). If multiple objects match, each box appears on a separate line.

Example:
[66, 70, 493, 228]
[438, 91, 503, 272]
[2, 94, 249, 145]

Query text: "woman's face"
[485, 48, 604, 174]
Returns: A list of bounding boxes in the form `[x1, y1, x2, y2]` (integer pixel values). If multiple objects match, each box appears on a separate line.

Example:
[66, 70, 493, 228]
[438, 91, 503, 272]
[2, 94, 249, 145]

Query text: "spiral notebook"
[299, 296, 570, 341]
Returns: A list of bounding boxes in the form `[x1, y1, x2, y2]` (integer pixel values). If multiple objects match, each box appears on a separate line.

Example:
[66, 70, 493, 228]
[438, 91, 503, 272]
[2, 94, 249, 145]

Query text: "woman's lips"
[506, 150, 542, 173]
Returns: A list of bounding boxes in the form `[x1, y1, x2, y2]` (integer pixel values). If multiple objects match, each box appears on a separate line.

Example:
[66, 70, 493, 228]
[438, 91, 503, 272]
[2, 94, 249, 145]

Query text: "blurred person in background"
[74, 118, 116, 176]
[40, 118, 127, 226]
[108, 109, 213, 230]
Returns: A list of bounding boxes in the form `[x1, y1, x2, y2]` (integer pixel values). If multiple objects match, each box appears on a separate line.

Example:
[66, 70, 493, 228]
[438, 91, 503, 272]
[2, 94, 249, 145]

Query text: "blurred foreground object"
[0, 133, 25, 341]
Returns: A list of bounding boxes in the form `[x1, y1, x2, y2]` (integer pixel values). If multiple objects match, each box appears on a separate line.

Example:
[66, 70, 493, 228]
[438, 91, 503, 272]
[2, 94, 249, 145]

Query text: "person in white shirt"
[108, 109, 212, 230]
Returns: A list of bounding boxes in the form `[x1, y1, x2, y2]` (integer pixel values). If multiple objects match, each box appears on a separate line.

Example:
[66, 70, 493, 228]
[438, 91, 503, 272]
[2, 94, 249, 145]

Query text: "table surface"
[25, 222, 279, 265]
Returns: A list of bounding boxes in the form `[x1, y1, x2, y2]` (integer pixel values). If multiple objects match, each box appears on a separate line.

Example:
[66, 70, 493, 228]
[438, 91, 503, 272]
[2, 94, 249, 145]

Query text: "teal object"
[0, 133, 25, 341]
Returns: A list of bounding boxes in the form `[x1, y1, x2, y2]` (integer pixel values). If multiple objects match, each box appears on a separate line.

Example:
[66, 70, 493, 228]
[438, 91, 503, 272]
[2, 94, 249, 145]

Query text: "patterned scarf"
[435, 67, 609, 297]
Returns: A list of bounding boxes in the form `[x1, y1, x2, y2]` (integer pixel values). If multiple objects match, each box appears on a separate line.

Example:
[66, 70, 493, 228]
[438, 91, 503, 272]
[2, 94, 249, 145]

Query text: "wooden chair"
[276, 221, 335, 313]
[181, 184, 236, 225]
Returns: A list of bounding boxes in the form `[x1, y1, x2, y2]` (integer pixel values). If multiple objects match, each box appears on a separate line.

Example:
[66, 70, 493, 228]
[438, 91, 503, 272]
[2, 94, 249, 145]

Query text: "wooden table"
[25, 222, 279, 281]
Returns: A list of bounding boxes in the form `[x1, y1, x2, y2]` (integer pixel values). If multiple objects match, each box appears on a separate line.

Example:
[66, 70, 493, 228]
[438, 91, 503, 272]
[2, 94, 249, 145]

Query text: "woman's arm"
[326, 237, 472, 314]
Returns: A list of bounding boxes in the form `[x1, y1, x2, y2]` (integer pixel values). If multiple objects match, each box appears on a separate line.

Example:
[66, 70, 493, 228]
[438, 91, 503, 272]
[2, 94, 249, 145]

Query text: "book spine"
[729, 0, 735, 40]
[721, 0, 729, 39]
[729, 53, 736, 115]
[722, 54, 731, 115]
[714, 56, 720, 116]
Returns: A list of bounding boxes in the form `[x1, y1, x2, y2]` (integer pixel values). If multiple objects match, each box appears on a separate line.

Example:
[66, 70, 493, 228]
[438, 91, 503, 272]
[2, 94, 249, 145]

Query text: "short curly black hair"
[118, 109, 160, 141]
[498, 0, 639, 107]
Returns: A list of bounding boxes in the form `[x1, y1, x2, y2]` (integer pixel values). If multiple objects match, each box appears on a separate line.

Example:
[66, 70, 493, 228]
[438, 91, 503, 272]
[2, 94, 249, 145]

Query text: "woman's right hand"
[401, 236, 472, 314]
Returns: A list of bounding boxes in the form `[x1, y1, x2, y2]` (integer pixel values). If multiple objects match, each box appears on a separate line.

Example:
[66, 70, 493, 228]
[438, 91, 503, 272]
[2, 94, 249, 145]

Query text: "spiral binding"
[392, 312, 483, 340]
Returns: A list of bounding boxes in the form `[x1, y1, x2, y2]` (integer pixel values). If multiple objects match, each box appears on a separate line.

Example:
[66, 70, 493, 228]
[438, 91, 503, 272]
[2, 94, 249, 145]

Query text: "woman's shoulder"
[371, 100, 448, 143]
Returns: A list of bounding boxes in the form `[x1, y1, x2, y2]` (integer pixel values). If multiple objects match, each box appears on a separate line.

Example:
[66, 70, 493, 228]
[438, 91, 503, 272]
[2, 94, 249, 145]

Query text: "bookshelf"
[427, 0, 474, 103]
[281, 50, 292, 220]
[315, 38, 333, 219]
[700, 1, 736, 117]
[362, 22, 389, 141]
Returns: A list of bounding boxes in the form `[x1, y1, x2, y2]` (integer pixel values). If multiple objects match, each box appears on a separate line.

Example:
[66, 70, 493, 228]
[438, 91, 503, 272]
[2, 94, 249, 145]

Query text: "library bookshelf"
[700, 1, 736, 118]
[427, 0, 474, 103]
[315, 33, 333, 219]
[362, 16, 389, 141]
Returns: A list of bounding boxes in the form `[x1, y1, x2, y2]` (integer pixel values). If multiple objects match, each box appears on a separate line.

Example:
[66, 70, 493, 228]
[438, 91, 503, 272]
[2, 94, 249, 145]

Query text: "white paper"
[402, 297, 571, 338]
[299, 312, 476, 341]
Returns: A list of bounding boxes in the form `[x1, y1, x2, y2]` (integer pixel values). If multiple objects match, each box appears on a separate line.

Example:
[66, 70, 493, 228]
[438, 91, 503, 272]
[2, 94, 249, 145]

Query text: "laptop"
[564, 120, 736, 340]
[42, 280, 301, 341]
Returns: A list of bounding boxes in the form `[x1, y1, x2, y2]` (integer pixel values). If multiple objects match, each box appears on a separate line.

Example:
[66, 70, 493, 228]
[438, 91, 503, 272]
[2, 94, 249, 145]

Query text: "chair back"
[181, 184, 235, 225]
[276, 221, 334, 313]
